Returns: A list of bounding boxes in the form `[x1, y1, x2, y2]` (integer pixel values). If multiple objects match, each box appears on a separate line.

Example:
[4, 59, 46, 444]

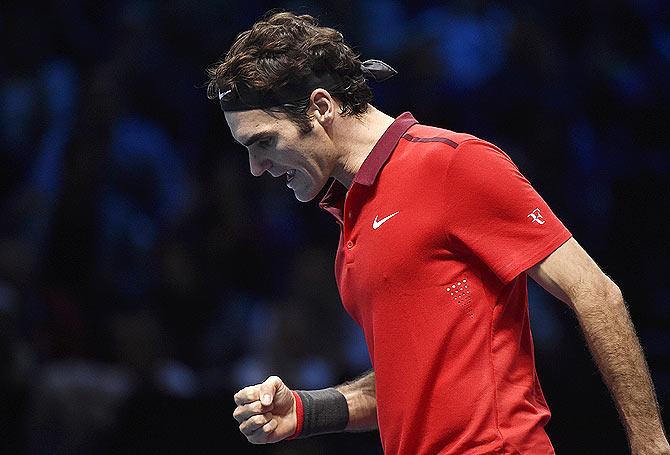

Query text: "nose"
[249, 154, 272, 177]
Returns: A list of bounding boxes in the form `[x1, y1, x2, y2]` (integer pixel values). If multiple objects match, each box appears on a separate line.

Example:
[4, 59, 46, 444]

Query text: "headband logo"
[219, 89, 232, 100]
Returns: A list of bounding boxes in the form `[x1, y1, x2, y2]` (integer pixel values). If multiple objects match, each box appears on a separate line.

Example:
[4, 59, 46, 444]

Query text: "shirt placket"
[342, 187, 358, 264]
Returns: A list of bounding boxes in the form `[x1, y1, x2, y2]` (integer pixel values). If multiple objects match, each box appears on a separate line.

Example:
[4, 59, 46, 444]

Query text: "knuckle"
[253, 415, 266, 425]
[235, 386, 255, 404]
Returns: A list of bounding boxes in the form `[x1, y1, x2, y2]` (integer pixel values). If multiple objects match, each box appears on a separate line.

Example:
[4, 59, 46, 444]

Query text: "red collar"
[353, 112, 418, 186]
[319, 112, 417, 215]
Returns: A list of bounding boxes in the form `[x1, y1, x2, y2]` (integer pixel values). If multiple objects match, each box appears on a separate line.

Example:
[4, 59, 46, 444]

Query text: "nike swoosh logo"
[373, 211, 400, 229]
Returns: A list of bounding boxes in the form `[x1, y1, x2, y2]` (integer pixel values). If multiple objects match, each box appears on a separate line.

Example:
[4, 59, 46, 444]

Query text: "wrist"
[287, 391, 304, 440]
[287, 388, 349, 439]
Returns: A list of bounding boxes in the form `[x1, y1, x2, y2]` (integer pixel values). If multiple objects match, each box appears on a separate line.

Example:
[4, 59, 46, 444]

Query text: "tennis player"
[207, 11, 669, 455]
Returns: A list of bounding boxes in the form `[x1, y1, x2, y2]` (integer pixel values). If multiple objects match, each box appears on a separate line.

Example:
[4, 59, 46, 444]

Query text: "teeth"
[286, 169, 296, 183]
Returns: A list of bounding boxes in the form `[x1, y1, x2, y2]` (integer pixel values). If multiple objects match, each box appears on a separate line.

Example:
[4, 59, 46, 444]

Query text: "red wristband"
[287, 390, 304, 440]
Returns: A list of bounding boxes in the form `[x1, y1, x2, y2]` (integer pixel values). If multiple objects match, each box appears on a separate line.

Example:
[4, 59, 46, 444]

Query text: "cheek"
[286, 150, 314, 171]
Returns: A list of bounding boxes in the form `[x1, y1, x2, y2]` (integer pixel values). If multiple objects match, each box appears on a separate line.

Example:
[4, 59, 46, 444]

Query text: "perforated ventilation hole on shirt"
[446, 276, 474, 318]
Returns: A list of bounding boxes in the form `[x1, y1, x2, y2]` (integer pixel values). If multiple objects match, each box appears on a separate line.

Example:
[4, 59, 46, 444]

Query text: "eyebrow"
[237, 131, 271, 147]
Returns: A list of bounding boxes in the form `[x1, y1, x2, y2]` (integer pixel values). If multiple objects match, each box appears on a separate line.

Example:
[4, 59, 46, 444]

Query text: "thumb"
[259, 376, 282, 406]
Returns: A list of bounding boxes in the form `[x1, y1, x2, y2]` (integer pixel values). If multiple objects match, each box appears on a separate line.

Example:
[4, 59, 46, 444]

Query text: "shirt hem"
[497, 230, 573, 284]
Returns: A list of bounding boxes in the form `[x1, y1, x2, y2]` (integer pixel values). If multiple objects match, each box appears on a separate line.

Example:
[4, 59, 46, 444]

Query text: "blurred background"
[1, 0, 669, 453]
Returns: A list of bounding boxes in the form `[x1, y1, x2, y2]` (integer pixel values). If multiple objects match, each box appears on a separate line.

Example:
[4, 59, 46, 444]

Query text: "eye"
[258, 137, 273, 149]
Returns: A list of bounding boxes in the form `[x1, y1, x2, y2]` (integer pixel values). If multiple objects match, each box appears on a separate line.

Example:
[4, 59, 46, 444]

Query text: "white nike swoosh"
[373, 211, 400, 229]
[218, 89, 232, 100]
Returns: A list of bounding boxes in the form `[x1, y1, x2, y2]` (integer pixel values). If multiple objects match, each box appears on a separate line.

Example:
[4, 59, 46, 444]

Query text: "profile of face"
[224, 93, 337, 202]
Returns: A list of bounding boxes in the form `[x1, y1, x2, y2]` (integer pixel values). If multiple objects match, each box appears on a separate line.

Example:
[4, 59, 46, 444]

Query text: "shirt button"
[346, 240, 354, 249]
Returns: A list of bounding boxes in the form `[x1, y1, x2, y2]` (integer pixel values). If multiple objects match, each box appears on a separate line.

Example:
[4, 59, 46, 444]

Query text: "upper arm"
[527, 237, 620, 310]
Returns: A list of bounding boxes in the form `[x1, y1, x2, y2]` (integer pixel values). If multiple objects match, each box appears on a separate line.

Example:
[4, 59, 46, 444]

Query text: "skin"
[224, 89, 395, 202]
[528, 238, 670, 454]
[227, 94, 669, 452]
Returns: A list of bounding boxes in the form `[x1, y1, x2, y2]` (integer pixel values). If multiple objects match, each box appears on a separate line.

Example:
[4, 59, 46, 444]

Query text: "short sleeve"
[443, 139, 572, 284]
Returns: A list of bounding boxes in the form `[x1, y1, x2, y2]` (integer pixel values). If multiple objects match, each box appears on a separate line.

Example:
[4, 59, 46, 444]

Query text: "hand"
[233, 375, 297, 444]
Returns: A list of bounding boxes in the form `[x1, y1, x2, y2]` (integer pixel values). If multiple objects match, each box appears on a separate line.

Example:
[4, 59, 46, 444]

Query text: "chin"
[293, 188, 316, 203]
[294, 194, 311, 203]
[292, 177, 323, 203]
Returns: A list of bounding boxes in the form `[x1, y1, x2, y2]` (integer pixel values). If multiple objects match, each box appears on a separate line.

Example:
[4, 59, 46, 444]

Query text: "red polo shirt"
[313, 112, 571, 454]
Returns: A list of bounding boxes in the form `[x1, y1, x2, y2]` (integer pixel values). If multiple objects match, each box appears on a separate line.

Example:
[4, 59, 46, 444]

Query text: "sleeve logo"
[527, 208, 545, 224]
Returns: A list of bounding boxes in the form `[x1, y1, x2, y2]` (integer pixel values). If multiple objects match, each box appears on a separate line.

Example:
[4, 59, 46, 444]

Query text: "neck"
[330, 105, 396, 189]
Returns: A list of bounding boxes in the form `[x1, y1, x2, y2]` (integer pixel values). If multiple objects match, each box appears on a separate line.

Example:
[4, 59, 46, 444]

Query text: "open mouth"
[285, 169, 296, 183]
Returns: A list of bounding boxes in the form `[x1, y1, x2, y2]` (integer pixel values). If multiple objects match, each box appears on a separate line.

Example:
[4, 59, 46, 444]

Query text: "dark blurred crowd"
[1, 1, 668, 453]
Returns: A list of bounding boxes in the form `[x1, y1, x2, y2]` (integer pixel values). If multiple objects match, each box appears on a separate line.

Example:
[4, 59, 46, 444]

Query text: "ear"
[308, 89, 335, 128]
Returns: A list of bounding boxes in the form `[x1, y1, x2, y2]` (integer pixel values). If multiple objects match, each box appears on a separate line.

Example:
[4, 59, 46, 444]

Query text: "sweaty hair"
[206, 11, 372, 133]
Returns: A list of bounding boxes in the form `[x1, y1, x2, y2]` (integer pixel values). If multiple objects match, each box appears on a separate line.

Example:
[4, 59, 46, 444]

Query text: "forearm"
[335, 369, 378, 431]
[573, 284, 668, 450]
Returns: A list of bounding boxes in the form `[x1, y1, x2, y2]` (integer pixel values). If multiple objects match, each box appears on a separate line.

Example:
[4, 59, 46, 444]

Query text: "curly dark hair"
[206, 11, 372, 133]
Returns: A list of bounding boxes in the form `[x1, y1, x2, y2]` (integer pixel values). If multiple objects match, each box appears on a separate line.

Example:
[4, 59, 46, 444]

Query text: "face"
[224, 108, 336, 202]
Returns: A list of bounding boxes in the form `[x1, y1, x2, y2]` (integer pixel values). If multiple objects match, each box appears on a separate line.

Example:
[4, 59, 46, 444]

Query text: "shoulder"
[396, 124, 514, 175]
[401, 124, 479, 150]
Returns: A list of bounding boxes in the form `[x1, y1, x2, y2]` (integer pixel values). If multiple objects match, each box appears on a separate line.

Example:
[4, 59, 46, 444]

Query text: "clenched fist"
[233, 376, 297, 444]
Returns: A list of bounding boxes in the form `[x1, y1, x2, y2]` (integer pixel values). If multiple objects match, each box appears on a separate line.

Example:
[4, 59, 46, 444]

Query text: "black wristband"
[294, 388, 349, 438]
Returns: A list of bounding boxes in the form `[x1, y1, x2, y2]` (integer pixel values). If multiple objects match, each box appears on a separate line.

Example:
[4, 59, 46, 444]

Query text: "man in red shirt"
[208, 11, 669, 455]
